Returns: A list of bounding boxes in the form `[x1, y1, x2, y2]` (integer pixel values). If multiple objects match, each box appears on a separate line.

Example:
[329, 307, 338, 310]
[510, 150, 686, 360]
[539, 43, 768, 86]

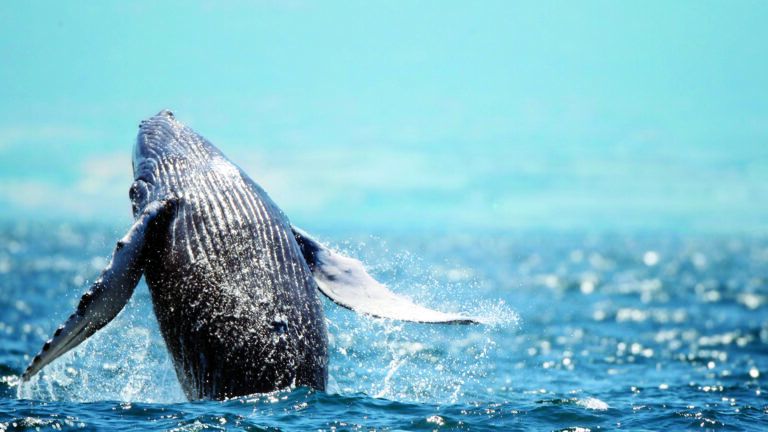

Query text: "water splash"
[321, 234, 518, 403]
[14, 231, 512, 405]
[16, 285, 185, 403]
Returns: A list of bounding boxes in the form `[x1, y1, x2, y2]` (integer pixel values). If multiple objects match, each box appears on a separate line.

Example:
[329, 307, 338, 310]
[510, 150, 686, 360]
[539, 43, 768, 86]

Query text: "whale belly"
[143, 173, 328, 400]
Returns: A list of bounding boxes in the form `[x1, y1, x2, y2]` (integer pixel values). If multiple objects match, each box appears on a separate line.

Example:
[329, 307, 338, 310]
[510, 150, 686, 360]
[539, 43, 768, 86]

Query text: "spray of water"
[324, 235, 519, 403]
[17, 284, 185, 403]
[17, 235, 515, 404]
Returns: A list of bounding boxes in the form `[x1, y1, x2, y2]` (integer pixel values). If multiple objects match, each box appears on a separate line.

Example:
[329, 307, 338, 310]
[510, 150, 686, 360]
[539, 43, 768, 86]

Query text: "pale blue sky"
[1, 1, 766, 232]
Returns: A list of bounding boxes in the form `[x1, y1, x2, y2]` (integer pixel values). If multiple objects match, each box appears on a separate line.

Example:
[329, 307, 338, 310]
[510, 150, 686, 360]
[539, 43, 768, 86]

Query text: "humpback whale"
[21, 110, 478, 400]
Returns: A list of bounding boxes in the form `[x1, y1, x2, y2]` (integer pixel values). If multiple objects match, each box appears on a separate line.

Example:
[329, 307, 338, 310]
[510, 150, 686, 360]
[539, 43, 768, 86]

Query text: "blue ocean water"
[0, 222, 765, 430]
[2, 1, 767, 430]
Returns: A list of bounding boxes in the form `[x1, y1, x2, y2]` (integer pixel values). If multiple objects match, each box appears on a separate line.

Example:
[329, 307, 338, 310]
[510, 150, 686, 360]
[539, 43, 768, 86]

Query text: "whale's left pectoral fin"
[292, 227, 480, 324]
[21, 199, 177, 382]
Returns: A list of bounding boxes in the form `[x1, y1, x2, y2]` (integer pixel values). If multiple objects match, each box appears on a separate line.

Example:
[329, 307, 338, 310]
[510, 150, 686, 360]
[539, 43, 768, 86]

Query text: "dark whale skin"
[20, 109, 478, 400]
[135, 111, 327, 400]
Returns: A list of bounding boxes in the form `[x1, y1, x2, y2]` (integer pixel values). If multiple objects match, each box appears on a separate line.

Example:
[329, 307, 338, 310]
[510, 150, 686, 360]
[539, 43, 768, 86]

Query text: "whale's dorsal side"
[292, 227, 480, 324]
[21, 199, 178, 382]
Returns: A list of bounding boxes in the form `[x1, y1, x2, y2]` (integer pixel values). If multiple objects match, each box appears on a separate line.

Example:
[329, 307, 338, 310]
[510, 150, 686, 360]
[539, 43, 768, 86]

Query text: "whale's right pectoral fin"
[21, 199, 177, 382]
[292, 227, 480, 324]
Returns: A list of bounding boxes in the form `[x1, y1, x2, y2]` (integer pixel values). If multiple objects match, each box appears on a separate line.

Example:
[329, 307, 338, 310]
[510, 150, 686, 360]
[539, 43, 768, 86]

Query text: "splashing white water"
[17, 236, 514, 405]
[17, 284, 186, 403]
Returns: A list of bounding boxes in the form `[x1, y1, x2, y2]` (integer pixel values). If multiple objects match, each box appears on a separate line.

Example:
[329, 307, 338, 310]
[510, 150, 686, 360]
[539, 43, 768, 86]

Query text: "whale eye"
[129, 180, 150, 216]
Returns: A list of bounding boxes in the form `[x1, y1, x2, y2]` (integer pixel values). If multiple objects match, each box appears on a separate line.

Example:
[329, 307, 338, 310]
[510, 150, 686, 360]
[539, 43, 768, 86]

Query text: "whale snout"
[138, 109, 176, 130]
[133, 109, 222, 188]
[134, 110, 179, 182]
[135, 109, 180, 158]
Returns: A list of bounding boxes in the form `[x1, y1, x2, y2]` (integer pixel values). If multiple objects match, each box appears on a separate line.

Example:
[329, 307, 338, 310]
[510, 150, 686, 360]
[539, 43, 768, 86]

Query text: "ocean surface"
[0, 222, 766, 431]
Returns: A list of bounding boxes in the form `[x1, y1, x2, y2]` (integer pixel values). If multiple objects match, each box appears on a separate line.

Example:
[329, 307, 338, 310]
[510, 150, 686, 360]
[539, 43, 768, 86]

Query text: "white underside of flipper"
[292, 227, 479, 324]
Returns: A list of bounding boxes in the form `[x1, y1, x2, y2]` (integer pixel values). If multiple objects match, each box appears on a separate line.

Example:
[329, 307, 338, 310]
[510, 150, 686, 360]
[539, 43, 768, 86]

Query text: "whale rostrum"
[21, 110, 480, 400]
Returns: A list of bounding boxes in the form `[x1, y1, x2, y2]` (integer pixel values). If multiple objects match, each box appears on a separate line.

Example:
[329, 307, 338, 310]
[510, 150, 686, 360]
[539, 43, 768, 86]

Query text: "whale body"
[21, 110, 478, 400]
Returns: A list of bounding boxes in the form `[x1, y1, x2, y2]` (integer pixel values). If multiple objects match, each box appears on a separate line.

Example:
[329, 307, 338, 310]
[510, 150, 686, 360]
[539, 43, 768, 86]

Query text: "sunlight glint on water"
[1, 223, 766, 430]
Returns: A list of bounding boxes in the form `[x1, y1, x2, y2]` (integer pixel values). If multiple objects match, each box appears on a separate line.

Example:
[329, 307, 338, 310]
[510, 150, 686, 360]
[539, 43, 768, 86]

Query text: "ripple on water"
[1, 227, 767, 430]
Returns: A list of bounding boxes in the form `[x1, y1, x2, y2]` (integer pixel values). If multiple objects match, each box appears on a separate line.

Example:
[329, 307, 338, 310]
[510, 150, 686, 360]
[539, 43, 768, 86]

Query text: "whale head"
[131, 109, 232, 217]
